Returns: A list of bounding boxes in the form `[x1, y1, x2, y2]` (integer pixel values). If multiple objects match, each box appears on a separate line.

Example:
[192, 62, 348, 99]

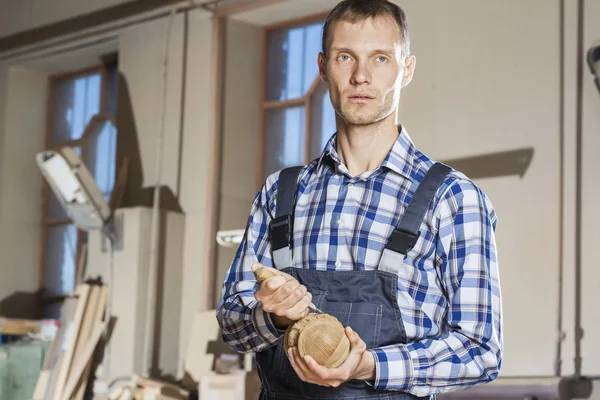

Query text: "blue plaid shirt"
[216, 126, 503, 397]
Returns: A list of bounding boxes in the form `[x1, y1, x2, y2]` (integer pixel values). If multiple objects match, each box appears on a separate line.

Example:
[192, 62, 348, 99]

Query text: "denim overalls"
[255, 163, 450, 400]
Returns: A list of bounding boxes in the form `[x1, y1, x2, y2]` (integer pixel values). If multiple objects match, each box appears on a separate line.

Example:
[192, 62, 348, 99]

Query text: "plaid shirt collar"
[317, 124, 416, 182]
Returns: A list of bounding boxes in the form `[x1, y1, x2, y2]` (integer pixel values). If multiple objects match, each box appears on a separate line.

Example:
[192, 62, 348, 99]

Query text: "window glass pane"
[302, 24, 323, 93]
[51, 73, 102, 143]
[309, 81, 337, 160]
[84, 119, 117, 197]
[44, 224, 78, 296]
[47, 189, 68, 219]
[263, 106, 305, 180]
[266, 21, 324, 102]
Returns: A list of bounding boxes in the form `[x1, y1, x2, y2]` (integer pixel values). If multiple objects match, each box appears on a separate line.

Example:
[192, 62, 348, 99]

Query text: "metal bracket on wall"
[101, 213, 124, 252]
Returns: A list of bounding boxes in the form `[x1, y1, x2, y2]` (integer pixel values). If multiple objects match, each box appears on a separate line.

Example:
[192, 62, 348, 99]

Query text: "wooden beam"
[214, 0, 290, 17]
[304, 97, 311, 164]
[264, 10, 329, 31]
[256, 27, 268, 190]
[0, 0, 184, 54]
[264, 97, 306, 110]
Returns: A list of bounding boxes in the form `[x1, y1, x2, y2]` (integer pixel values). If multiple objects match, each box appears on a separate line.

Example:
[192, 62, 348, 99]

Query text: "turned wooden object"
[253, 267, 351, 368]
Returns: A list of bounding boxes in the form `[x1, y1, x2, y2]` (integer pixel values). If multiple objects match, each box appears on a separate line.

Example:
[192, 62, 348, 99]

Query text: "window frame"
[39, 64, 113, 310]
[257, 11, 331, 189]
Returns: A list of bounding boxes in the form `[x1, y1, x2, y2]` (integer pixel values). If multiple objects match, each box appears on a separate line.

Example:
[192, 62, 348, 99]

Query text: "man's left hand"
[287, 326, 375, 387]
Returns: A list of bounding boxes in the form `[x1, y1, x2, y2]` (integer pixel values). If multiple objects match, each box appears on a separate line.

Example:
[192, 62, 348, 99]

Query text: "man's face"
[319, 16, 415, 126]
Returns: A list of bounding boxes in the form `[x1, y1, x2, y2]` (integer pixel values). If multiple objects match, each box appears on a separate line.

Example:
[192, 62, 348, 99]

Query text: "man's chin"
[340, 112, 382, 126]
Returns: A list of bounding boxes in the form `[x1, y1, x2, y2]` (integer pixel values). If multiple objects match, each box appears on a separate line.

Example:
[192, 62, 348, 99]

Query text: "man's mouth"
[348, 94, 374, 103]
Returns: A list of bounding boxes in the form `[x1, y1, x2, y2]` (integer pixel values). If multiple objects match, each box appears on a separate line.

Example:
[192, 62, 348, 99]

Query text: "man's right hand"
[252, 263, 313, 329]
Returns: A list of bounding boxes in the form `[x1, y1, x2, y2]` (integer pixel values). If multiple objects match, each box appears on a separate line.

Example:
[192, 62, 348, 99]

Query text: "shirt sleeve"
[216, 176, 285, 354]
[367, 178, 503, 397]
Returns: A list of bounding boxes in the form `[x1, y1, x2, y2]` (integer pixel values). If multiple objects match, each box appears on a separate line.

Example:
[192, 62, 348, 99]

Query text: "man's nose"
[351, 61, 371, 85]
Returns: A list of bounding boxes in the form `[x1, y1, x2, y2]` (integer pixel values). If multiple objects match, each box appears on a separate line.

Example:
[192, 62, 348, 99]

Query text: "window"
[41, 65, 118, 317]
[260, 14, 336, 183]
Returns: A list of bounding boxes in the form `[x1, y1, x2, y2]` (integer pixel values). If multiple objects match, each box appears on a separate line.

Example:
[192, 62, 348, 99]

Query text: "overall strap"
[270, 166, 303, 269]
[386, 162, 452, 257]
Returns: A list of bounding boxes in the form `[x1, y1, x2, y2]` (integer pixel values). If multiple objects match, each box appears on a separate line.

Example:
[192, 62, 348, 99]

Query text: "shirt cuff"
[367, 345, 414, 391]
[251, 302, 284, 346]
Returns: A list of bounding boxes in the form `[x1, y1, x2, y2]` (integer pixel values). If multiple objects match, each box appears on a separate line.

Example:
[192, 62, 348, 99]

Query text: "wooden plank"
[67, 285, 100, 400]
[42, 294, 79, 400]
[32, 370, 50, 400]
[61, 320, 109, 400]
[51, 284, 91, 400]
[73, 285, 107, 400]
[75, 244, 87, 288]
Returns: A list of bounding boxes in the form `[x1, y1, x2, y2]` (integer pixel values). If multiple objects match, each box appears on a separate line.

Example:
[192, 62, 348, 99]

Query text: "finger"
[346, 326, 367, 352]
[303, 354, 347, 387]
[255, 275, 287, 304]
[271, 280, 303, 305]
[262, 280, 300, 314]
[291, 348, 327, 386]
[288, 348, 309, 382]
[281, 291, 311, 320]
[304, 355, 333, 381]
[257, 275, 287, 296]
[273, 284, 308, 316]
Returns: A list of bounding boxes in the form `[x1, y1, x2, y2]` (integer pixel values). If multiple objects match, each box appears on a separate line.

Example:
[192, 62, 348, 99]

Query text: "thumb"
[346, 326, 365, 349]
[251, 263, 264, 273]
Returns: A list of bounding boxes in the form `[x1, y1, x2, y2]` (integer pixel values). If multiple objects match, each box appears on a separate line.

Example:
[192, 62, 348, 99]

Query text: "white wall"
[0, 67, 48, 317]
[118, 13, 185, 194]
[578, 0, 600, 376]
[0, 66, 6, 217]
[0, 0, 136, 38]
[177, 9, 219, 377]
[215, 18, 262, 306]
[399, 0, 561, 377]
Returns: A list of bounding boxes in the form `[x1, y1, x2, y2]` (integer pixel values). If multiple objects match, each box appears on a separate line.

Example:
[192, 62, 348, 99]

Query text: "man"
[216, 0, 503, 399]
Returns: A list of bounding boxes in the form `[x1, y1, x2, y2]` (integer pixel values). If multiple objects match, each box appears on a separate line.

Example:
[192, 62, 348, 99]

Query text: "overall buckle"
[270, 215, 291, 251]
[387, 229, 421, 255]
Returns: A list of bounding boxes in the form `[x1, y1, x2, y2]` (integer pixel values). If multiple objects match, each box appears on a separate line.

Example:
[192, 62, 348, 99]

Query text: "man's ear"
[401, 55, 416, 87]
[318, 52, 328, 83]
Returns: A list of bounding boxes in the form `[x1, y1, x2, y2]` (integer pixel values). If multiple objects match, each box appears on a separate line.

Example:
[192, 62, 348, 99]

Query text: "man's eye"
[377, 56, 388, 62]
[339, 55, 350, 61]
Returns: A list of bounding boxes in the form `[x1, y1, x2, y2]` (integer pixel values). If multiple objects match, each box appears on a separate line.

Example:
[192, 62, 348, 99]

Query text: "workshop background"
[0, 0, 599, 399]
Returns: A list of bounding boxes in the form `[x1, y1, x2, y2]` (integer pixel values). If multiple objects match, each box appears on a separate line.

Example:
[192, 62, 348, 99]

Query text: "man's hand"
[252, 263, 313, 329]
[287, 326, 376, 387]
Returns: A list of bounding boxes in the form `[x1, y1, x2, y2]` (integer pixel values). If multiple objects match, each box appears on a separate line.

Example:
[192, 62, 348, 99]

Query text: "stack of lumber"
[107, 375, 189, 400]
[33, 283, 108, 400]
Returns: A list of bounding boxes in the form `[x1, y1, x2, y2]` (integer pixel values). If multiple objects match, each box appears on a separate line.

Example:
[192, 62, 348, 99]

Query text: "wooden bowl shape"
[284, 313, 350, 368]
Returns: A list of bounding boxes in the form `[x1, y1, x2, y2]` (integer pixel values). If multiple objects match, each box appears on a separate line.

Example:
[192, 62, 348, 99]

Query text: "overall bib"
[255, 163, 450, 400]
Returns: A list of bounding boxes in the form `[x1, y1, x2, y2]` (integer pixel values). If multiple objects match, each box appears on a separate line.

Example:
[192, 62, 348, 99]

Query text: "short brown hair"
[321, 0, 410, 59]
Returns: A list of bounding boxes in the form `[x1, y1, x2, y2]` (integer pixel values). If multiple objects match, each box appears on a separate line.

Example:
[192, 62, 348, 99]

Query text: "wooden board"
[50, 284, 90, 400]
